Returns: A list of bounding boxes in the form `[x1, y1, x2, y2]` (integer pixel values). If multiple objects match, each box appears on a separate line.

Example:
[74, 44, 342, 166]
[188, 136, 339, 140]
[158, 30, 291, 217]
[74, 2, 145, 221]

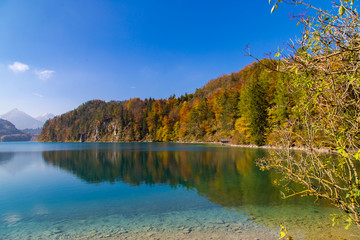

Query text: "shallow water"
[0, 142, 359, 239]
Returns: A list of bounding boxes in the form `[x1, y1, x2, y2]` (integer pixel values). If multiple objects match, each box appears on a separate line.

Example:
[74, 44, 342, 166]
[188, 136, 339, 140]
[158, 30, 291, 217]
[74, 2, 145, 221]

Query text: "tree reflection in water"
[42, 145, 305, 207]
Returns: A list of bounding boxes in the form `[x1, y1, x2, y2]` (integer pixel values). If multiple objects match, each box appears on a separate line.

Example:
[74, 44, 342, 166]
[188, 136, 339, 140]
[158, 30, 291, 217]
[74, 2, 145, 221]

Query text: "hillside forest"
[0, 118, 31, 142]
[39, 60, 293, 146]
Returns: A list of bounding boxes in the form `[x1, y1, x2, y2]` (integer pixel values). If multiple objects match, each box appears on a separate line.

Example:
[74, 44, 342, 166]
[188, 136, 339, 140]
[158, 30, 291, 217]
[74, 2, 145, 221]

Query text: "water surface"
[0, 142, 359, 239]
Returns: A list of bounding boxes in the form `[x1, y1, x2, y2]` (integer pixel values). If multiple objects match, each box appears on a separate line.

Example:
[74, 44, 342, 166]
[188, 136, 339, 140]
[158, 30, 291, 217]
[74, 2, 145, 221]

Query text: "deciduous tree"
[260, 0, 360, 227]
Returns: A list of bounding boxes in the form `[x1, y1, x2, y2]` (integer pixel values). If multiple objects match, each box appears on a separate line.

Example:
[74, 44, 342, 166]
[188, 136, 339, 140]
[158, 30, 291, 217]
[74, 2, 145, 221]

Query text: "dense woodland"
[39, 60, 294, 146]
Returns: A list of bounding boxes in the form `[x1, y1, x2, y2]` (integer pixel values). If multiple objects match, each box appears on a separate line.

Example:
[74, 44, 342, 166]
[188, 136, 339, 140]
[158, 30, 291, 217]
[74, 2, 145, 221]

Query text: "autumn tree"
[259, 0, 360, 227]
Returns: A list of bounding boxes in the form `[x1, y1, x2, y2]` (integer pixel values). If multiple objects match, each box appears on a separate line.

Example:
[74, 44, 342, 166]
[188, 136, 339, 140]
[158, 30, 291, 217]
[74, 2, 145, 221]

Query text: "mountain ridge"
[0, 118, 32, 142]
[0, 109, 54, 130]
[36, 113, 55, 123]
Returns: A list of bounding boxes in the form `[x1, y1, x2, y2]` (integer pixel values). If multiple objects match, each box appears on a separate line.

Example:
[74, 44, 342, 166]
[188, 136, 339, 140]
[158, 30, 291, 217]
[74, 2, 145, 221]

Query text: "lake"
[0, 142, 359, 239]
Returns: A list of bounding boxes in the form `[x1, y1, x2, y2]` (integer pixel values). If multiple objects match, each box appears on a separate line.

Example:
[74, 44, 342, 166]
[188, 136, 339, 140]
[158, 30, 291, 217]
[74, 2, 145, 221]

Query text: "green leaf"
[339, 5, 345, 16]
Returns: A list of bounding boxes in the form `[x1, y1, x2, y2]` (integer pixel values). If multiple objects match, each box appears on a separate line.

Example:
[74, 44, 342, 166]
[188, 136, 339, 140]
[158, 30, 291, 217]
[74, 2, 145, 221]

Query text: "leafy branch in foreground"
[259, 0, 360, 227]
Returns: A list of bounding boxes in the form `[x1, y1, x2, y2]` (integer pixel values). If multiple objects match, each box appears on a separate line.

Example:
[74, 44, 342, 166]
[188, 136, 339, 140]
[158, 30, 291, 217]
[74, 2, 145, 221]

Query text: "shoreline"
[175, 141, 335, 153]
[35, 139, 336, 153]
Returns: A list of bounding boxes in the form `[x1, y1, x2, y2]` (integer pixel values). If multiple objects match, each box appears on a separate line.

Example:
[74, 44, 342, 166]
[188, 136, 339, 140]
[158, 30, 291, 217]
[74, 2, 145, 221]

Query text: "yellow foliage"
[234, 117, 251, 144]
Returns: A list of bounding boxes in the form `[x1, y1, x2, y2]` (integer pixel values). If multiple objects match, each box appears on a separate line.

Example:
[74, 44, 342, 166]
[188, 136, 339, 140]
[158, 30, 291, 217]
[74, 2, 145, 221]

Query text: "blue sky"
[0, 0, 303, 117]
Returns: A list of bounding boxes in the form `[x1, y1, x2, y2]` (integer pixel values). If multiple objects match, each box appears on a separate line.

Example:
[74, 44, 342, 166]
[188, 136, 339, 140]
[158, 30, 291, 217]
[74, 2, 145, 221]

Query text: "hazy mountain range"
[0, 109, 54, 130]
[36, 113, 55, 123]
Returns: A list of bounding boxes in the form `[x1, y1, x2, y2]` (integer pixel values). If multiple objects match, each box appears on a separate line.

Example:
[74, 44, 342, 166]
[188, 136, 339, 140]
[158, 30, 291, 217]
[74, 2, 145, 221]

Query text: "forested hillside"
[0, 119, 31, 142]
[39, 60, 292, 146]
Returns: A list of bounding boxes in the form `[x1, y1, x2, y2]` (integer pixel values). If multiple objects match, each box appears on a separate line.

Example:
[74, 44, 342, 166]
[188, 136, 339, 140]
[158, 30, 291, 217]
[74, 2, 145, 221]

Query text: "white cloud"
[33, 92, 43, 98]
[8, 61, 29, 73]
[130, 86, 136, 89]
[35, 70, 55, 80]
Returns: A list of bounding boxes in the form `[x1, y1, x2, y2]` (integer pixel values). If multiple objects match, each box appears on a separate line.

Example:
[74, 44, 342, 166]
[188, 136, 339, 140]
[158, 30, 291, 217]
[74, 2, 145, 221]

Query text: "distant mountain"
[0, 118, 22, 135]
[0, 118, 31, 142]
[36, 113, 55, 123]
[23, 128, 42, 135]
[0, 109, 44, 130]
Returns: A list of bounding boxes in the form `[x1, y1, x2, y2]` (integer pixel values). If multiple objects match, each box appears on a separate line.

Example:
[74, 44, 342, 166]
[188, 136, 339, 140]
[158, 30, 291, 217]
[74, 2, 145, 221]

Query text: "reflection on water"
[1, 142, 359, 239]
[41, 145, 353, 234]
[42, 146, 289, 207]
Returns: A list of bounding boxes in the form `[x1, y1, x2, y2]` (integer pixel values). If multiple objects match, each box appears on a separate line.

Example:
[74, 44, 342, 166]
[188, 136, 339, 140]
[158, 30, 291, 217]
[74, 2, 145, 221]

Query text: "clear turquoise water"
[0, 142, 359, 239]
